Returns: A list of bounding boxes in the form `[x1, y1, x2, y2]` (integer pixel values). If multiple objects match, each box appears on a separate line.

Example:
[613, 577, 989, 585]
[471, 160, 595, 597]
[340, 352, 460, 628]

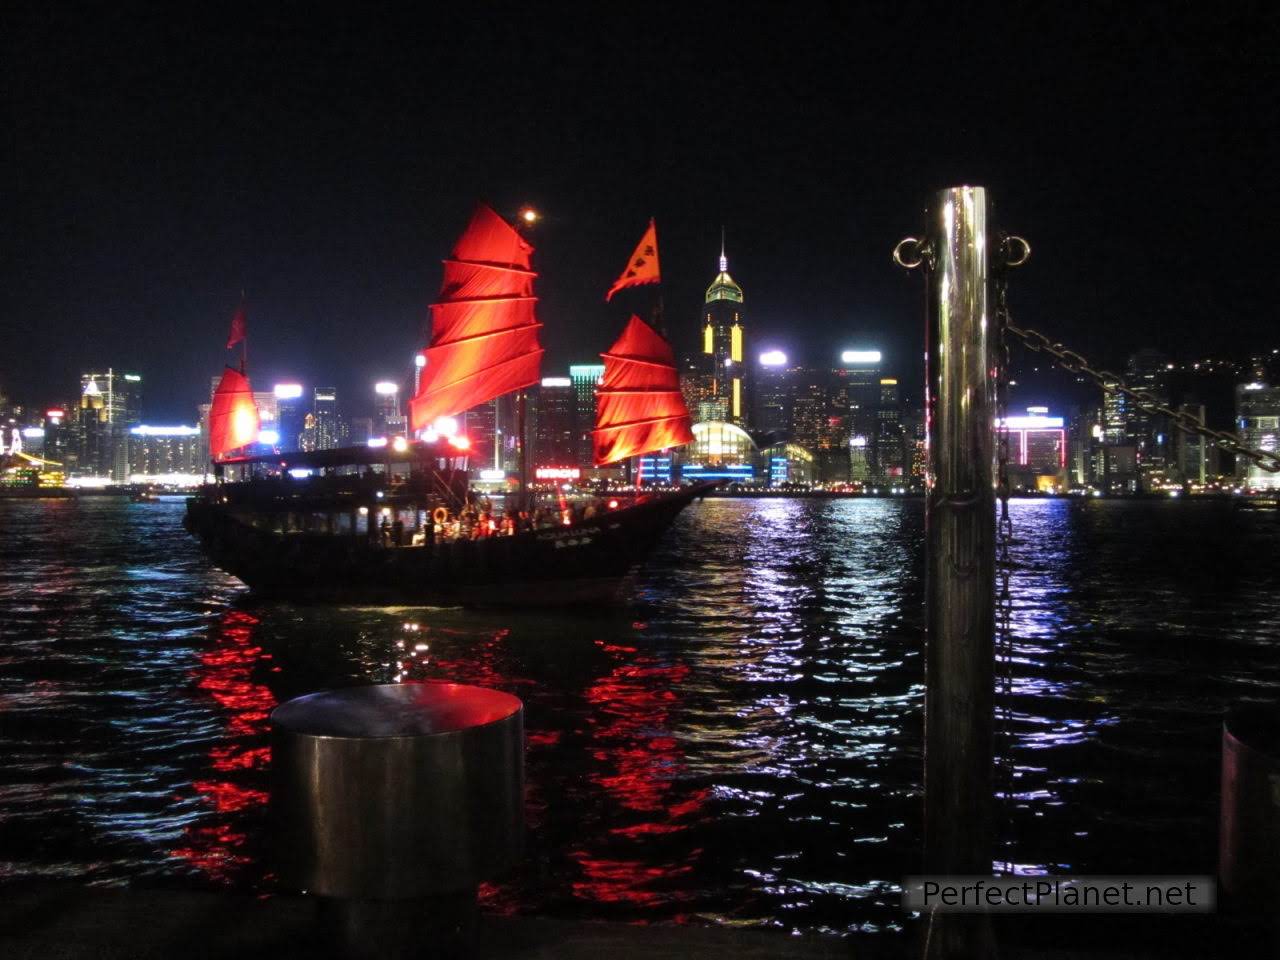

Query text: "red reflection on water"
[570, 853, 696, 906]
[170, 609, 275, 882]
[170, 825, 252, 884]
[570, 643, 709, 909]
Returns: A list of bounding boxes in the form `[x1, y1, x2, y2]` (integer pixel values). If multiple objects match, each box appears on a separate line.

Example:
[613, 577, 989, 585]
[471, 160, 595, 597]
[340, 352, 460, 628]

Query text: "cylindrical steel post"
[1220, 704, 1280, 915]
[270, 682, 523, 959]
[271, 682, 523, 900]
[924, 186, 997, 877]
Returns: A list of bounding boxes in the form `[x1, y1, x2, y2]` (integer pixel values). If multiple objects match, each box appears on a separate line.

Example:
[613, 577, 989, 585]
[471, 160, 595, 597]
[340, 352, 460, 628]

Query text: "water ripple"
[1, 496, 1278, 934]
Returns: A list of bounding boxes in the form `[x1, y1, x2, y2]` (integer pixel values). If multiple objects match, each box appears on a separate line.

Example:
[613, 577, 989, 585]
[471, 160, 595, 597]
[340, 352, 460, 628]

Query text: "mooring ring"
[1003, 235, 1031, 268]
[893, 236, 925, 269]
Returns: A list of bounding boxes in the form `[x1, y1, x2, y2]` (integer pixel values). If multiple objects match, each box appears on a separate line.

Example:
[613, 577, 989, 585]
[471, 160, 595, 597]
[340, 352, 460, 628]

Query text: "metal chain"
[1005, 322, 1280, 474]
[994, 247, 1017, 875]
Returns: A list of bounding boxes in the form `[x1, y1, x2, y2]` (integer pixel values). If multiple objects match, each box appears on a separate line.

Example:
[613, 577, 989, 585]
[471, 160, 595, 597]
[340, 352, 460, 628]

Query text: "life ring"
[432, 507, 450, 526]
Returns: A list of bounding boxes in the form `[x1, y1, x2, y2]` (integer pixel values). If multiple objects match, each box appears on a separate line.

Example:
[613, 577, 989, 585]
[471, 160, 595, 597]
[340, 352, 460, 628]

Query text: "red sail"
[410, 205, 543, 431]
[593, 315, 694, 466]
[208, 367, 260, 459]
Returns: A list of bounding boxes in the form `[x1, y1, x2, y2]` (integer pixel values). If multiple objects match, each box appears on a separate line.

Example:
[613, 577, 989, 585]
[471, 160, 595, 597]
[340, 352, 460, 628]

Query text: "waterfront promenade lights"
[519, 207, 539, 225]
[841, 350, 882, 365]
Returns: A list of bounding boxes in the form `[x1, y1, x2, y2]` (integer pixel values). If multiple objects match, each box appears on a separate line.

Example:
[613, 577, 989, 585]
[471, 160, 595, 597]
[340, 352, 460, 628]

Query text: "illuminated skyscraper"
[128, 425, 202, 477]
[1236, 381, 1280, 490]
[273, 384, 305, 451]
[374, 381, 404, 437]
[701, 236, 747, 424]
[1125, 349, 1171, 474]
[1172, 401, 1216, 484]
[569, 363, 604, 468]
[875, 377, 907, 480]
[313, 387, 339, 450]
[754, 350, 792, 434]
[78, 369, 141, 481]
[532, 376, 576, 468]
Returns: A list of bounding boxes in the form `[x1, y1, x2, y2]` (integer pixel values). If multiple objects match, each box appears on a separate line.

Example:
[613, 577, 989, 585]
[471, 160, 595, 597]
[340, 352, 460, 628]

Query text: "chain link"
[1005, 322, 1280, 474]
[994, 250, 1017, 875]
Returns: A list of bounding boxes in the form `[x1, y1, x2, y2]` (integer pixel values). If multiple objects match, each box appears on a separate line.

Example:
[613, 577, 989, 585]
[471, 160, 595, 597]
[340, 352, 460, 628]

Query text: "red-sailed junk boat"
[185, 207, 711, 606]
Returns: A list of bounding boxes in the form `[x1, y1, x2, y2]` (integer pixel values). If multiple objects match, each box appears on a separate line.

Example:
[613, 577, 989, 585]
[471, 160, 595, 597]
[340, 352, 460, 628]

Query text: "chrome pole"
[893, 186, 999, 957]
[925, 185, 996, 874]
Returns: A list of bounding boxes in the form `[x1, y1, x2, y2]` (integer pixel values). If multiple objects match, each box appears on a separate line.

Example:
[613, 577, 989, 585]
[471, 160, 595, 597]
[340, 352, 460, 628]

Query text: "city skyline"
[5, 7, 1280, 423]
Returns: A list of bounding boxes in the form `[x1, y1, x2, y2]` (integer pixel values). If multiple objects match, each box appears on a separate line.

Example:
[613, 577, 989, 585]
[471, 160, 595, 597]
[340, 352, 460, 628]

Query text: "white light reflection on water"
[2, 497, 1280, 935]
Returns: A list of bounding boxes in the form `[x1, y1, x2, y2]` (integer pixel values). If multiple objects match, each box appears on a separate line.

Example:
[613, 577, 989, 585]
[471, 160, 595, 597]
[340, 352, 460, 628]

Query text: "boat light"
[448, 434, 470, 450]
[434, 416, 459, 437]
[367, 437, 388, 448]
[392, 436, 409, 452]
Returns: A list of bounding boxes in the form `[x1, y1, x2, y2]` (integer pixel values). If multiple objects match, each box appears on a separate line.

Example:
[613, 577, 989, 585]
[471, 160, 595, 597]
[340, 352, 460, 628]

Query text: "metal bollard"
[271, 682, 524, 958]
[1220, 703, 1280, 916]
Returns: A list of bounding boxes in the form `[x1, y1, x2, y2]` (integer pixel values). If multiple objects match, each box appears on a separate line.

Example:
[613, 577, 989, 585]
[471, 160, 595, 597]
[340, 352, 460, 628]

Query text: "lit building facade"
[700, 242, 747, 424]
[77, 370, 142, 480]
[754, 351, 792, 434]
[1236, 382, 1280, 490]
[1172, 401, 1217, 484]
[999, 408, 1069, 492]
[532, 376, 576, 468]
[680, 420, 757, 483]
[129, 425, 203, 478]
[374, 381, 405, 437]
[762, 441, 814, 486]
[313, 387, 339, 450]
[273, 384, 305, 451]
[570, 363, 604, 468]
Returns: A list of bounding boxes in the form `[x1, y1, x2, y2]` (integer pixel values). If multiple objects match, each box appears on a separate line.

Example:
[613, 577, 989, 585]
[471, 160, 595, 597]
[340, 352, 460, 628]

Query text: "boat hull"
[185, 486, 709, 607]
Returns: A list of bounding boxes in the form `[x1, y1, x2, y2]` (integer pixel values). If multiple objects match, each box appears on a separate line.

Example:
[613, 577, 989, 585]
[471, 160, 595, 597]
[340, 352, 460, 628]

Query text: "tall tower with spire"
[701, 230, 747, 424]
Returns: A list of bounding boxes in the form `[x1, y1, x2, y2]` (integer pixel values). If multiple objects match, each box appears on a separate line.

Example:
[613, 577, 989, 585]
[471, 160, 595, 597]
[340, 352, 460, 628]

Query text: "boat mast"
[517, 391, 529, 509]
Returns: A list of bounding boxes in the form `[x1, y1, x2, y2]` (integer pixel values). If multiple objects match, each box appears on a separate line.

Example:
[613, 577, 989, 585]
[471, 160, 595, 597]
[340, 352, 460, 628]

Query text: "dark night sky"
[3, 4, 1279, 421]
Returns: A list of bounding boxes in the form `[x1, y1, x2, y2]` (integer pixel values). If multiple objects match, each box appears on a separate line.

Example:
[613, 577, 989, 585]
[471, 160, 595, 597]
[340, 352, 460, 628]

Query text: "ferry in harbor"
[186, 205, 709, 605]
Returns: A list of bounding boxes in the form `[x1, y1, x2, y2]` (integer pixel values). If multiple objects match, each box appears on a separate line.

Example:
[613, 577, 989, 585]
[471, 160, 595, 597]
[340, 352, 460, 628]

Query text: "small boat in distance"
[186, 206, 711, 606]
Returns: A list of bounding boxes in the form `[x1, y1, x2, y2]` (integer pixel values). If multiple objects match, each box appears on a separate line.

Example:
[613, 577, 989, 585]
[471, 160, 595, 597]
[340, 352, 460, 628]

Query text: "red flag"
[226, 304, 247, 350]
[605, 219, 660, 302]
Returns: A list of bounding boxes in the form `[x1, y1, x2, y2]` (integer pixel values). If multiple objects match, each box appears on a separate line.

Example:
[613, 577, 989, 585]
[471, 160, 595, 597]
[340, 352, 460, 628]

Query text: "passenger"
[517, 510, 531, 533]
[392, 517, 404, 546]
[379, 515, 392, 546]
[500, 515, 516, 536]
[583, 502, 598, 520]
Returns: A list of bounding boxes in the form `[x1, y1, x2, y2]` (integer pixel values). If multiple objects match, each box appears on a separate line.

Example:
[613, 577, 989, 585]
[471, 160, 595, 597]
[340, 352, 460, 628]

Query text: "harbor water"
[2, 496, 1279, 936]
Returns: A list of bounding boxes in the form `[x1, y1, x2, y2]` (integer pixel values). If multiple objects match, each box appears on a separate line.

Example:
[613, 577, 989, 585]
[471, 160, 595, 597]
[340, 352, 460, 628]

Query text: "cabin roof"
[220, 441, 454, 469]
